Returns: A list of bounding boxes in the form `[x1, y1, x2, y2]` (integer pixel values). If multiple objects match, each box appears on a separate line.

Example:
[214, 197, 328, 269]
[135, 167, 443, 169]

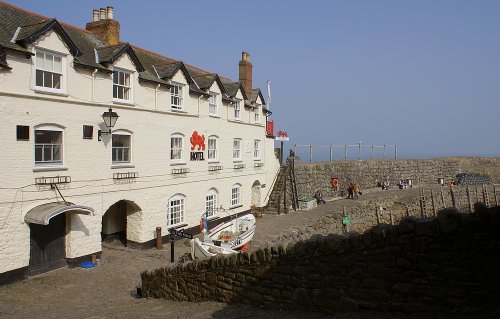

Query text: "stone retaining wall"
[293, 158, 461, 200]
[141, 206, 500, 314]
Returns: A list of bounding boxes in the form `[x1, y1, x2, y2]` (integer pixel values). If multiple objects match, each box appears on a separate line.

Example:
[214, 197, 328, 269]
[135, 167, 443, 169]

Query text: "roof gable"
[96, 43, 145, 72]
[15, 19, 80, 56]
[192, 73, 226, 94]
[252, 88, 266, 105]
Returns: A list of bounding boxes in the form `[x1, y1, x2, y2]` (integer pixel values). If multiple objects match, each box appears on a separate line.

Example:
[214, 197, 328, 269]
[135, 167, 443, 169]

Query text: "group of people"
[347, 182, 362, 199]
[397, 180, 409, 189]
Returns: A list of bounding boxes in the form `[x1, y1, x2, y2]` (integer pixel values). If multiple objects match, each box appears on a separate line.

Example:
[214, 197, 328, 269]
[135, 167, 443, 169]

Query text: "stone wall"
[293, 158, 461, 200]
[141, 206, 500, 314]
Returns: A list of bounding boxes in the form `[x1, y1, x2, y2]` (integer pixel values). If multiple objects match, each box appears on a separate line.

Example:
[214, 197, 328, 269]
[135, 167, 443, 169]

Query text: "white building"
[0, 2, 279, 284]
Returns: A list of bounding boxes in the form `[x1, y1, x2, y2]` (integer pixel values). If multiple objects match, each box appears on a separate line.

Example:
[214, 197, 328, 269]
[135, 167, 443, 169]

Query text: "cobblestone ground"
[0, 187, 495, 319]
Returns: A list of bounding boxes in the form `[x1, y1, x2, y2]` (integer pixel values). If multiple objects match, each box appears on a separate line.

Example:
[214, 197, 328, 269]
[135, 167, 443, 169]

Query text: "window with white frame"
[254, 140, 260, 159]
[34, 126, 63, 166]
[113, 69, 131, 101]
[208, 92, 218, 116]
[233, 138, 241, 160]
[171, 83, 183, 110]
[35, 50, 64, 93]
[254, 106, 260, 123]
[168, 194, 185, 226]
[233, 100, 241, 120]
[170, 134, 184, 162]
[231, 184, 241, 207]
[112, 132, 131, 163]
[205, 188, 218, 218]
[207, 136, 218, 161]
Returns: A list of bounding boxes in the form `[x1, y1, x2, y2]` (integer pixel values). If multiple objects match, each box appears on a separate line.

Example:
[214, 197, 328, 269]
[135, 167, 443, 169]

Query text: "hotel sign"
[190, 131, 205, 161]
[275, 131, 289, 142]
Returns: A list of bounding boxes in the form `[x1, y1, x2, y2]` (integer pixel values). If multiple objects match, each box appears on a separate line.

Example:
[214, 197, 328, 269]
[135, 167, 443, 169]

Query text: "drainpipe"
[91, 69, 98, 102]
[197, 95, 203, 117]
[154, 84, 160, 110]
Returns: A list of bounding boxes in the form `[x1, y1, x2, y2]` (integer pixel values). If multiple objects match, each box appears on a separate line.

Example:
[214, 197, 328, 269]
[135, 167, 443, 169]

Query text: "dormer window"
[35, 50, 65, 93]
[233, 99, 241, 120]
[208, 92, 218, 116]
[171, 83, 183, 111]
[254, 105, 260, 123]
[113, 69, 132, 102]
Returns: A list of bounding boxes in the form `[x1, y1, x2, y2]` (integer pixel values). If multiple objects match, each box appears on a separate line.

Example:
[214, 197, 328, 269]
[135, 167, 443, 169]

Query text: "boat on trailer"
[190, 212, 256, 259]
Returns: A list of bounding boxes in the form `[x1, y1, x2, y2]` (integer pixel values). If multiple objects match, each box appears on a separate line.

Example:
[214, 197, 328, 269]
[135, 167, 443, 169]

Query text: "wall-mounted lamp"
[98, 107, 119, 140]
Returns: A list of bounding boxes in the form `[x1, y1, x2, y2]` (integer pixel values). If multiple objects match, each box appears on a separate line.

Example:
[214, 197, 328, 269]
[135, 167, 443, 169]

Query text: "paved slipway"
[0, 187, 495, 319]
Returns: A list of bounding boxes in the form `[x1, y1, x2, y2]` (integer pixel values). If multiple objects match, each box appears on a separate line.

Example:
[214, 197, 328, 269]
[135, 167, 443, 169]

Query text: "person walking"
[353, 183, 361, 199]
[347, 183, 354, 199]
[315, 190, 326, 204]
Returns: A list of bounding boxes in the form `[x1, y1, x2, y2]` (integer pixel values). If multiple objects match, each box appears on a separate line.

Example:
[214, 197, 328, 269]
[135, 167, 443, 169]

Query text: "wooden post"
[494, 185, 499, 207]
[440, 186, 446, 208]
[376, 206, 380, 224]
[283, 170, 288, 214]
[371, 145, 374, 159]
[394, 145, 397, 159]
[329, 145, 333, 161]
[431, 189, 436, 216]
[419, 189, 425, 218]
[389, 210, 394, 225]
[467, 185, 473, 212]
[309, 144, 312, 163]
[156, 227, 162, 250]
[450, 189, 456, 208]
[405, 204, 410, 217]
[342, 206, 347, 235]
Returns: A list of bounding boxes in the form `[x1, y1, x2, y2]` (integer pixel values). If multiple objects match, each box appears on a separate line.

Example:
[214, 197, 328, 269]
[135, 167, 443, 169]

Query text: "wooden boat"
[190, 213, 256, 259]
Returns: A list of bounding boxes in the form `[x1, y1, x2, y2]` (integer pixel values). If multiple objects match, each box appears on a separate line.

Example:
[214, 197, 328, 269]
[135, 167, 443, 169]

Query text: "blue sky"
[7, 0, 500, 159]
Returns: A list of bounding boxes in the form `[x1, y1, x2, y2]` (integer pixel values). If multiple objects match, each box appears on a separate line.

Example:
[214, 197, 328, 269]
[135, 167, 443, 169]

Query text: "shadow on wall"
[141, 204, 500, 315]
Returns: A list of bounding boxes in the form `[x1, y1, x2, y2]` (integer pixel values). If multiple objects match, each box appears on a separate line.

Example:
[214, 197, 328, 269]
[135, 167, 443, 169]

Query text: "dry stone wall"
[141, 206, 500, 314]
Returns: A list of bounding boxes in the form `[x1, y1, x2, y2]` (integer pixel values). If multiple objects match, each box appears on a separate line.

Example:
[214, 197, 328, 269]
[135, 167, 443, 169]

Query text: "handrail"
[293, 143, 398, 162]
[262, 164, 282, 207]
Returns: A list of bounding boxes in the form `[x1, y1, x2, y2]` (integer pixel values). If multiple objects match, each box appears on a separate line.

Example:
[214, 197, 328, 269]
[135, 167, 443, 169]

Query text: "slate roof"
[0, 1, 265, 103]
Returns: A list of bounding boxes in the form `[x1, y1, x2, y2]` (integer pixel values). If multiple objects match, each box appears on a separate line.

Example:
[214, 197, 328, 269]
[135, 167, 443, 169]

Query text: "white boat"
[190, 238, 238, 258]
[190, 213, 256, 259]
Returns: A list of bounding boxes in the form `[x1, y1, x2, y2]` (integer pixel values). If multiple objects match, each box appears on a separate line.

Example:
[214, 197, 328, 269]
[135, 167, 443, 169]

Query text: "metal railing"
[293, 144, 398, 162]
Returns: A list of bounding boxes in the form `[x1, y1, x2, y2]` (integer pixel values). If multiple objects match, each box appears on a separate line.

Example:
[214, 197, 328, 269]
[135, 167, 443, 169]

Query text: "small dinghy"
[190, 212, 256, 259]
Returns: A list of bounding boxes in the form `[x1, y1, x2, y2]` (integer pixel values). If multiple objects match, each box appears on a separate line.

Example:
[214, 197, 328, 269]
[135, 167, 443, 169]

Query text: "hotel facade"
[0, 2, 279, 283]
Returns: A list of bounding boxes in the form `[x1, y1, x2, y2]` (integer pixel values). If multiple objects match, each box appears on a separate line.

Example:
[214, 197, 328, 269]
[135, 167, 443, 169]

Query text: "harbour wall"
[141, 205, 500, 314]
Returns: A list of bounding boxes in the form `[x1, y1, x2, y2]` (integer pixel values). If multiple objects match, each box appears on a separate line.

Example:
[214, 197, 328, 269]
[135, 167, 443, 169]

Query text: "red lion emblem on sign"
[190, 131, 205, 150]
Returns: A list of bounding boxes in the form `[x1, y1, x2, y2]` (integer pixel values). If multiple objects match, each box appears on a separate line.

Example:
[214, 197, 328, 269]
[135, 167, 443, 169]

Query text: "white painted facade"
[0, 29, 279, 275]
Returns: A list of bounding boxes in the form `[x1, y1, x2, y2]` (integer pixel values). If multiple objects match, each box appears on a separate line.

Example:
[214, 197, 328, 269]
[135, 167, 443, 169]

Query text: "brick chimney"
[239, 52, 253, 101]
[85, 6, 120, 46]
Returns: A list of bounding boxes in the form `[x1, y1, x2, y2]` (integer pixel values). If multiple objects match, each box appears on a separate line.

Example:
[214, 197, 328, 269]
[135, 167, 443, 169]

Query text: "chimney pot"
[242, 51, 250, 61]
[107, 6, 114, 20]
[86, 7, 121, 45]
[92, 9, 99, 22]
[99, 8, 106, 20]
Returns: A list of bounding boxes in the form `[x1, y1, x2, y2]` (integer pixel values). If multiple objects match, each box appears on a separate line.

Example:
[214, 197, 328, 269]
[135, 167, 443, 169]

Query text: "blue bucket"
[80, 261, 96, 268]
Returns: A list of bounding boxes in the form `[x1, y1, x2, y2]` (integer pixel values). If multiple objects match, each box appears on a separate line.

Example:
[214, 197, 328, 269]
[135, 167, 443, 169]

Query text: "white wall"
[0, 31, 279, 274]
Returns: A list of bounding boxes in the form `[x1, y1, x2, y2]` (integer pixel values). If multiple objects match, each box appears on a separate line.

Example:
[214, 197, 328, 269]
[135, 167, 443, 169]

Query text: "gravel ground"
[0, 186, 496, 318]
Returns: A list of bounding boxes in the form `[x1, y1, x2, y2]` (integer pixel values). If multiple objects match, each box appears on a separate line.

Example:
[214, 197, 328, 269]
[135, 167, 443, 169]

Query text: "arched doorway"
[102, 200, 141, 246]
[251, 180, 261, 208]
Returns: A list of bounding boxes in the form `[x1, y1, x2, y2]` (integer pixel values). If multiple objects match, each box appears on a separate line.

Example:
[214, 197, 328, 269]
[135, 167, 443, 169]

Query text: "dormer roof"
[14, 19, 80, 56]
[96, 43, 145, 72]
